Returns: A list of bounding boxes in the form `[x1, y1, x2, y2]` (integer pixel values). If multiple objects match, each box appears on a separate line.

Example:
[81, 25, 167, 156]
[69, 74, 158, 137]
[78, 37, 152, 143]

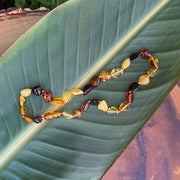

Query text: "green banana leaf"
[0, 0, 180, 179]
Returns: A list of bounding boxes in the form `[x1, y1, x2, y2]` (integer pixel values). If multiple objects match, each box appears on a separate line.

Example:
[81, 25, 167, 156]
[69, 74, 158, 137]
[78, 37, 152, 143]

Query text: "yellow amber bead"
[20, 95, 25, 107]
[20, 106, 27, 117]
[119, 101, 130, 112]
[63, 112, 74, 119]
[63, 91, 73, 103]
[147, 68, 159, 77]
[50, 97, 65, 106]
[99, 70, 111, 81]
[98, 100, 108, 112]
[71, 89, 83, 95]
[107, 106, 119, 116]
[138, 75, 150, 85]
[148, 56, 158, 68]
[73, 110, 82, 117]
[20, 88, 32, 97]
[122, 58, 131, 69]
[111, 68, 123, 78]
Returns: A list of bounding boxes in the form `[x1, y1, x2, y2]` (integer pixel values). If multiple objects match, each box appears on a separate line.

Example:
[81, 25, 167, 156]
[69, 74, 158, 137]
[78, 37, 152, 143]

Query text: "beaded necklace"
[19, 49, 159, 123]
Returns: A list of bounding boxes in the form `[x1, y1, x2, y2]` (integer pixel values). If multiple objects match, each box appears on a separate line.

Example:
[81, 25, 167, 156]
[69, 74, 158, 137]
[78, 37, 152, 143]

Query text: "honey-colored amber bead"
[90, 76, 101, 87]
[51, 97, 65, 106]
[20, 95, 25, 107]
[20, 88, 32, 97]
[98, 100, 108, 112]
[63, 112, 74, 119]
[107, 106, 119, 116]
[119, 101, 130, 112]
[24, 116, 34, 123]
[111, 68, 123, 78]
[20, 106, 27, 117]
[138, 75, 150, 85]
[148, 56, 158, 68]
[71, 89, 83, 95]
[42, 91, 53, 102]
[43, 112, 54, 120]
[81, 100, 91, 112]
[63, 91, 73, 103]
[73, 110, 82, 117]
[99, 70, 111, 81]
[147, 68, 159, 77]
[53, 110, 63, 118]
[122, 58, 131, 69]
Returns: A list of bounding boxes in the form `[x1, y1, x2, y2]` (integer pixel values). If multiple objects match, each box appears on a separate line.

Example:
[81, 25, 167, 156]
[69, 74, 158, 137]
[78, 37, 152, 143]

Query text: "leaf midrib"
[0, 0, 171, 171]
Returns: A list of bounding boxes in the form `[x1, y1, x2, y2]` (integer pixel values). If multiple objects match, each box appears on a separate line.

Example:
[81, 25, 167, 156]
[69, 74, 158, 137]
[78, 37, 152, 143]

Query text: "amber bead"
[129, 52, 139, 60]
[34, 116, 43, 123]
[32, 86, 43, 96]
[83, 84, 93, 95]
[129, 82, 139, 93]
[90, 76, 101, 87]
[63, 112, 74, 119]
[99, 71, 111, 81]
[20, 106, 27, 117]
[42, 91, 53, 102]
[20, 95, 25, 107]
[81, 100, 91, 112]
[71, 89, 83, 95]
[147, 68, 159, 77]
[73, 110, 82, 118]
[90, 99, 100, 105]
[107, 106, 119, 116]
[43, 112, 54, 120]
[122, 58, 131, 69]
[126, 92, 134, 103]
[24, 116, 34, 123]
[138, 75, 150, 85]
[98, 100, 108, 112]
[63, 91, 73, 103]
[51, 97, 65, 106]
[53, 110, 63, 118]
[111, 68, 123, 78]
[139, 49, 152, 59]
[119, 101, 130, 112]
[148, 56, 158, 68]
[21, 88, 32, 97]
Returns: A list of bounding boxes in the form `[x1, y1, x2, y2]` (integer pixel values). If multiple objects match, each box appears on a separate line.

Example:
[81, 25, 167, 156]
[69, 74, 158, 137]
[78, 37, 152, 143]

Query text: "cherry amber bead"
[129, 82, 139, 93]
[139, 49, 152, 59]
[32, 86, 43, 96]
[24, 116, 34, 123]
[83, 84, 93, 95]
[34, 116, 43, 123]
[129, 52, 139, 60]
[81, 100, 91, 112]
[73, 110, 82, 117]
[126, 92, 134, 103]
[90, 99, 100, 105]
[20, 106, 27, 117]
[90, 76, 101, 87]
[42, 91, 53, 102]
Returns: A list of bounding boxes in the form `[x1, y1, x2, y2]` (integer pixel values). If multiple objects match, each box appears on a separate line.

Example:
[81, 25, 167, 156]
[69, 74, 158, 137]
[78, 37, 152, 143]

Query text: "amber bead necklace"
[19, 49, 159, 123]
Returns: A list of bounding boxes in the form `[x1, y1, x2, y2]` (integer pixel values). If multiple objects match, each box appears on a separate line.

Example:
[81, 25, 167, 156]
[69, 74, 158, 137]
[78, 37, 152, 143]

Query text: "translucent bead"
[126, 92, 134, 103]
[98, 100, 108, 112]
[63, 112, 74, 119]
[129, 82, 139, 93]
[32, 86, 43, 96]
[107, 106, 119, 116]
[20, 106, 27, 117]
[122, 58, 131, 69]
[81, 100, 91, 112]
[111, 68, 123, 78]
[51, 97, 65, 106]
[138, 75, 150, 85]
[24, 116, 34, 123]
[147, 68, 159, 77]
[139, 49, 152, 59]
[20, 95, 25, 107]
[34, 116, 43, 123]
[52, 110, 63, 118]
[42, 91, 53, 102]
[129, 52, 139, 60]
[21, 88, 32, 97]
[90, 76, 101, 87]
[148, 56, 158, 68]
[119, 101, 130, 112]
[63, 91, 73, 103]
[71, 89, 83, 95]
[90, 99, 100, 105]
[73, 110, 82, 117]
[99, 70, 111, 81]
[43, 110, 62, 120]
[43, 112, 54, 120]
[83, 84, 93, 95]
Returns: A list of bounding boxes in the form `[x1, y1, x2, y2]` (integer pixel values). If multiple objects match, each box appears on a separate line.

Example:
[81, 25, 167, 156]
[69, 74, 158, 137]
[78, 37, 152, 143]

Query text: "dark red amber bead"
[129, 82, 139, 93]
[139, 49, 152, 59]
[126, 92, 134, 103]
[32, 86, 43, 96]
[83, 84, 93, 95]
[129, 52, 139, 60]
[81, 100, 91, 112]
[34, 116, 43, 123]
[90, 76, 101, 87]
[42, 91, 53, 102]
[90, 99, 100, 105]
